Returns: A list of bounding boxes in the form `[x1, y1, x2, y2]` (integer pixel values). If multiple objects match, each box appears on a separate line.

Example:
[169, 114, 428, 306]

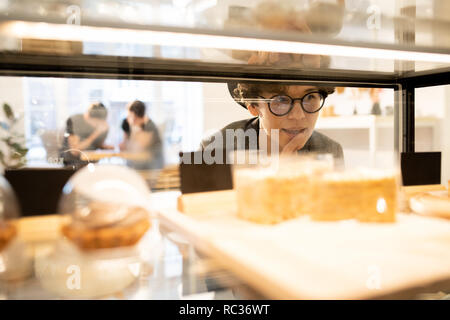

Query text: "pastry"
[312, 169, 398, 222]
[235, 163, 398, 224]
[409, 192, 450, 219]
[234, 159, 333, 224]
[61, 203, 150, 250]
[0, 222, 17, 252]
[224, 1, 335, 68]
[253, 2, 293, 31]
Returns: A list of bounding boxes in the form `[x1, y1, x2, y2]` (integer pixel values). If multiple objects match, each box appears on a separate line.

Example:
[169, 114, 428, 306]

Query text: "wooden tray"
[158, 189, 450, 299]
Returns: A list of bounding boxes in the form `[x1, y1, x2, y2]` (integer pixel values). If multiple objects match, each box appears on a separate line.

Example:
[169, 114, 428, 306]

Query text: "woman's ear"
[247, 104, 259, 117]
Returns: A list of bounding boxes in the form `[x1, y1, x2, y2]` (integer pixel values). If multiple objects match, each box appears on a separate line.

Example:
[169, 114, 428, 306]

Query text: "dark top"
[60, 114, 108, 166]
[121, 118, 164, 170]
[201, 117, 344, 168]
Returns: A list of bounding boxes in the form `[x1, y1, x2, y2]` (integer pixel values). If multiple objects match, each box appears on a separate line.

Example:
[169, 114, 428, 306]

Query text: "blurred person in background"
[120, 100, 164, 170]
[60, 102, 113, 166]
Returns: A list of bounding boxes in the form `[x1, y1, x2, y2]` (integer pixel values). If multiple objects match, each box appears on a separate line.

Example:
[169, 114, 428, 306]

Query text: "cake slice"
[312, 169, 398, 222]
[234, 159, 332, 224]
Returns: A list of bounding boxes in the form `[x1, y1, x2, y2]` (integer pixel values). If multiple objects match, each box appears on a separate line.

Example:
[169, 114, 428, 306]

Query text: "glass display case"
[0, 0, 448, 156]
[0, 0, 449, 300]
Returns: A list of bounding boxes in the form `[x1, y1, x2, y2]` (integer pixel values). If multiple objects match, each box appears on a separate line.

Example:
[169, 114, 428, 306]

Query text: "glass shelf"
[0, 0, 448, 83]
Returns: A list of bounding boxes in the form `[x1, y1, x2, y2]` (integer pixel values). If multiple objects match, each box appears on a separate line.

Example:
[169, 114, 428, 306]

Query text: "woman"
[201, 82, 344, 168]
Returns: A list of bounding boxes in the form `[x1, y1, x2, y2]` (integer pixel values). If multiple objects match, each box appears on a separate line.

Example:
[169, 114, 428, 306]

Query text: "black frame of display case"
[1, 7, 450, 300]
[1, 52, 450, 184]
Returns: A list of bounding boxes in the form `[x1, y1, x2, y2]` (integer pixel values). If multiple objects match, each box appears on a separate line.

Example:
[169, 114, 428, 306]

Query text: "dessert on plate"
[234, 157, 398, 224]
[37, 164, 154, 298]
[234, 157, 333, 224]
[312, 169, 398, 222]
[61, 202, 150, 250]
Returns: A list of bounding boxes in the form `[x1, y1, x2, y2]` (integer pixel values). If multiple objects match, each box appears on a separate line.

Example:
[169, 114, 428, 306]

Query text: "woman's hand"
[280, 132, 307, 155]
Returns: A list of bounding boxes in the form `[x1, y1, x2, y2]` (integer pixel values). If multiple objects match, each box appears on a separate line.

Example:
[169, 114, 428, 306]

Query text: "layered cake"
[61, 202, 150, 250]
[234, 159, 332, 224]
[311, 169, 398, 222]
[0, 222, 17, 252]
[235, 162, 398, 224]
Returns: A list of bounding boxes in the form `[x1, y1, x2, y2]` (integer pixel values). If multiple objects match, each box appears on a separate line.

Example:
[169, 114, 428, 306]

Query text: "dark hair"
[129, 100, 146, 118]
[228, 82, 335, 108]
[88, 102, 107, 119]
[227, 52, 336, 108]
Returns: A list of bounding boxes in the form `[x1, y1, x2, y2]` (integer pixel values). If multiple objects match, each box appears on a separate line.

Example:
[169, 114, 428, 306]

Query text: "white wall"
[416, 86, 445, 118]
[441, 86, 450, 187]
[0, 77, 25, 124]
[415, 85, 450, 187]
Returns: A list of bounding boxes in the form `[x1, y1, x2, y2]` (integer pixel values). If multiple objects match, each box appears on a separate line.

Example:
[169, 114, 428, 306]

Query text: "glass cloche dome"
[58, 164, 152, 250]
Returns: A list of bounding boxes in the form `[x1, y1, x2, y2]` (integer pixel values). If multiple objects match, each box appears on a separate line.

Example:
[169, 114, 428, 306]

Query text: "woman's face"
[248, 85, 321, 152]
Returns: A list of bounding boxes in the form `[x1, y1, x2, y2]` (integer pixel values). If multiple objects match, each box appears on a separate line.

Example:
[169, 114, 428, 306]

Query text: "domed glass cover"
[58, 164, 152, 250]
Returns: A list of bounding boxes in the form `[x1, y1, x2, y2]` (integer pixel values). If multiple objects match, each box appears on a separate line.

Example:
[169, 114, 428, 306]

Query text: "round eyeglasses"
[258, 91, 327, 117]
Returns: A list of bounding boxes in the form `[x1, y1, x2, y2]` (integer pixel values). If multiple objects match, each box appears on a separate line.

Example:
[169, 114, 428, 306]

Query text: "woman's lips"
[281, 128, 308, 139]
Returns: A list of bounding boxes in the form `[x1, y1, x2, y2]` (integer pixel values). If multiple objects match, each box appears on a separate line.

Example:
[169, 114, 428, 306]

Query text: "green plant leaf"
[2, 138, 27, 154]
[3, 103, 14, 120]
[11, 143, 28, 155]
[11, 152, 23, 159]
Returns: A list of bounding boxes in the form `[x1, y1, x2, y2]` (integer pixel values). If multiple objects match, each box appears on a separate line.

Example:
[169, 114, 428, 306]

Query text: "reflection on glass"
[0, 0, 449, 75]
[0, 76, 400, 189]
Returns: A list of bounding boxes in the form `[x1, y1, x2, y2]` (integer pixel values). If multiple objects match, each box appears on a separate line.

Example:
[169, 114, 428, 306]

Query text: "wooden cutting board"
[160, 188, 450, 299]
